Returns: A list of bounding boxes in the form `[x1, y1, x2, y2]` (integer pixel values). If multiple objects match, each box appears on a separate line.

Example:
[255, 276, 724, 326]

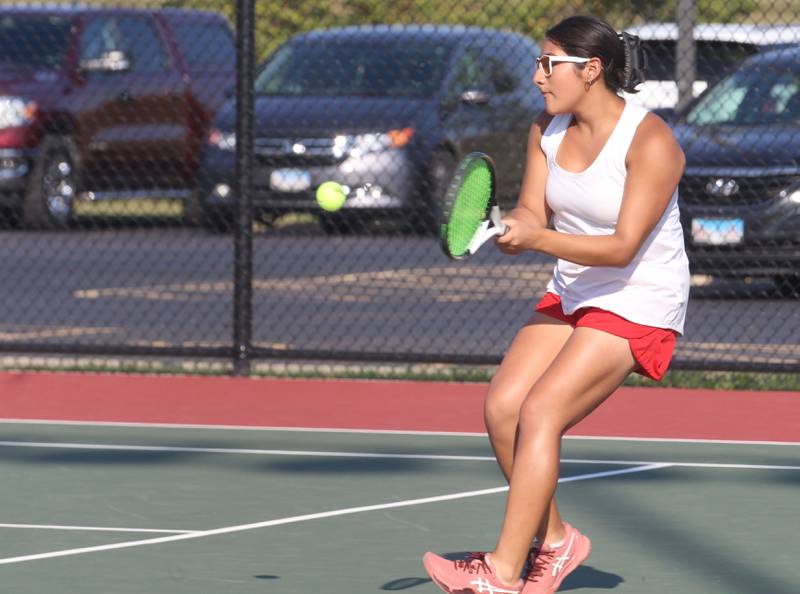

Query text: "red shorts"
[533, 292, 678, 382]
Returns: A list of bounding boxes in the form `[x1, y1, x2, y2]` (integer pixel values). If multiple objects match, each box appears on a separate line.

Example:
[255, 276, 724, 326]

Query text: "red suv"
[0, 6, 234, 228]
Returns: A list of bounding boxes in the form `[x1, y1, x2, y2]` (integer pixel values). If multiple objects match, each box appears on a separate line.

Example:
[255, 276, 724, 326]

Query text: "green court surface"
[0, 422, 797, 593]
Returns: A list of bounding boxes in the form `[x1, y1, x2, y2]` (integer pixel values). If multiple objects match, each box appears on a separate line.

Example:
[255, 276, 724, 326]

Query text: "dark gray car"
[673, 46, 800, 293]
[195, 24, 543, 232]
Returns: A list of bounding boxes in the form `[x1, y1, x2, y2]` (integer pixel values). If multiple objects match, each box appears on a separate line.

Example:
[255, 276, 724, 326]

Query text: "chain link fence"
[0, 0, 798, 374]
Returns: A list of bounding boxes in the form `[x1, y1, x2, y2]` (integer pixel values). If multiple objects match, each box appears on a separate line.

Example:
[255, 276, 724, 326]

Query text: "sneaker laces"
[454, 552, 491, 574]
[526, 548, 555, 582]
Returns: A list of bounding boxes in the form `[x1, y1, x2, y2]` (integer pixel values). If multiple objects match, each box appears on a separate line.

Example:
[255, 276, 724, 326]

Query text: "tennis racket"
[439, 152, 508, 260]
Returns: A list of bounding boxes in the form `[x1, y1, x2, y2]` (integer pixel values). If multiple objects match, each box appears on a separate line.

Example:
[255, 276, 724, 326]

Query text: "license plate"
[270, 169, 311, 192]
[691, 218, 744, 245]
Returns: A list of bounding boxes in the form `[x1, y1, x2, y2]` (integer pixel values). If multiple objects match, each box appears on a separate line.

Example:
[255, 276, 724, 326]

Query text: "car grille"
[679, 173, 799, 205]
[254, 137, 340, 166]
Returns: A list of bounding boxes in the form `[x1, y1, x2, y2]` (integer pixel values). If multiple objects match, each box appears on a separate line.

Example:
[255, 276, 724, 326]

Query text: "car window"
[0, 15, 71, 70]
[449, 47, 487, 92]
[504, 38, 538, 85]
[169, 18, 235, 68]
[118, 17, 170, 72]
[642, 39, 757, 81]
[685, 60, 800, 125]
[479, 39, 532, 95]
[255, 41, 450, 98]
[80, 17, 126, 63]
[487, 58, 516, 94]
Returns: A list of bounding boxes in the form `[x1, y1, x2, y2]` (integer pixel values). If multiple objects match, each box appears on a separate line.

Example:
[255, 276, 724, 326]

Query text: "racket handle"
[489, 205, 508, 236]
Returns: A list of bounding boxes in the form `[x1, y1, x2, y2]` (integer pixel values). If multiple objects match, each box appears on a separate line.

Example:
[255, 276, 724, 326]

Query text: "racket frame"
[439, 152, 507, 260]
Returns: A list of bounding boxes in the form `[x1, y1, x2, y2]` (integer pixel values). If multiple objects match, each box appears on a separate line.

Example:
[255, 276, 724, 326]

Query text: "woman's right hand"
[496, 214, 544, 256]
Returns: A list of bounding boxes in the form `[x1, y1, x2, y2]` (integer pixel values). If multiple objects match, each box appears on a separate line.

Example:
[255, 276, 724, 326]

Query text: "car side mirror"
[460, 88, 491, 105]
[79, 50, 131, 73]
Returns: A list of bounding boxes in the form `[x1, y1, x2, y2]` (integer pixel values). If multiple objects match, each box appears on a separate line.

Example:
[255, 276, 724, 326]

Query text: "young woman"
[423, 15, 690, 594]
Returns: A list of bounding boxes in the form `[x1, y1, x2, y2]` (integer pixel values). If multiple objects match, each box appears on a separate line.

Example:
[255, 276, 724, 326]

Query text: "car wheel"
[201, 206, 234, 233]
[22, 137, 80, 230]
[319, 212, 360, 235]
[182, 188, 205, 227]
[424, 149, 457, 234]
[773, 274, 800, 298]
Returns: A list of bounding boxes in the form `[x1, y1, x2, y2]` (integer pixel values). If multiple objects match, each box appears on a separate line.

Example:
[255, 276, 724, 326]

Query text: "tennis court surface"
[1, 372, 798, 593]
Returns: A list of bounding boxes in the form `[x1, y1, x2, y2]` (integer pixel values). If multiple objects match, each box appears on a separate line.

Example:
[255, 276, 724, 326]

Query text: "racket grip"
[488, 206, 508, 236]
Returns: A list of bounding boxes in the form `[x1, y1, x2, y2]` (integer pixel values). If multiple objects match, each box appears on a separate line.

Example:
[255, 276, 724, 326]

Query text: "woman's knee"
[484, 383, 523, 434]
[518, 393, 569, 437]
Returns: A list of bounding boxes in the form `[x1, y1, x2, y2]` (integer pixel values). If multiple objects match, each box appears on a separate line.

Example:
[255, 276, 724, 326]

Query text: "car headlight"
[0, 96, 37, 129]
[778, 181, 800, 205]
[207, 128, 236, 151]
[335, 128, 414, 158]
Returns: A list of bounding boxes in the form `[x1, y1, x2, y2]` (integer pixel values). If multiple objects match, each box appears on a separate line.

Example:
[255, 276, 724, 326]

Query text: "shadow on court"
[0, 423, 797, 594]
[586, 478, 799, 594]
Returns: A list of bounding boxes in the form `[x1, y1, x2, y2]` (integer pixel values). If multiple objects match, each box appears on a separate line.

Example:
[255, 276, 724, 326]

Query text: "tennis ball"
[316, 181, 347, 212]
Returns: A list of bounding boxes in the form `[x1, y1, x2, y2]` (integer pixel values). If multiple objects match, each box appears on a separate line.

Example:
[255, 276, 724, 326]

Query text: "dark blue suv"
[194, 24, 543, 232]
[673, 45, 800, 293]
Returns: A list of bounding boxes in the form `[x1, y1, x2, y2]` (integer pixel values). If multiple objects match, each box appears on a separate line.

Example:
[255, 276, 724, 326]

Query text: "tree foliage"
[121, 0, 760, 59]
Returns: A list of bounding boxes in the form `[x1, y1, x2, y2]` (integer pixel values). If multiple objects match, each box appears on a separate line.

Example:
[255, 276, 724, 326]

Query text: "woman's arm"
[497, 113, 685, 266]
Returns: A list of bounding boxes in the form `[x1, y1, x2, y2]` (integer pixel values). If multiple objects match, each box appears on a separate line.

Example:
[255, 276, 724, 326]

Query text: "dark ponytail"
[545, 16, 647, 94]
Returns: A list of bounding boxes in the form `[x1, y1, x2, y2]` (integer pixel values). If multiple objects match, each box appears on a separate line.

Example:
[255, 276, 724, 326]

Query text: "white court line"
[0, 441, 798, 471]
[0, 463, 669, 566]
[0, 523, 198, 534]
[564, 459, 800, 471]
[0, 440, 494, 461]
[564, 434, 800, 447]
[1, 419, 798, 447]
[0, 419, 489, 436]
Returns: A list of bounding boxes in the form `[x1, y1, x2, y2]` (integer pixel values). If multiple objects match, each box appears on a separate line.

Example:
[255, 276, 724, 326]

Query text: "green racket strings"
[446, 161, 492, 257]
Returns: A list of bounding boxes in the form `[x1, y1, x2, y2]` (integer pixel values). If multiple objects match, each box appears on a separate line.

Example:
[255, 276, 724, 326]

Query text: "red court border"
[0, 372, 797, 442]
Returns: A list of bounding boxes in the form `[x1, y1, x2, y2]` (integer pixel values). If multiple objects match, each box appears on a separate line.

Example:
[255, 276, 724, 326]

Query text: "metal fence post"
[676, 0, 696, 113]
[233, 0, 255, 376]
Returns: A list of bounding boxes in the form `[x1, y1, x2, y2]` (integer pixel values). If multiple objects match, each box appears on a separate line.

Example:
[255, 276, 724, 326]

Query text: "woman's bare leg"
[489, 327, 638, 583]
[483, 313, 573, 544]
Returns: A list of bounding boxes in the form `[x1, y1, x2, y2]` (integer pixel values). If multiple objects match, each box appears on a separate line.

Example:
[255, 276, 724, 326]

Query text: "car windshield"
[685, 58, 800, 125]
[0, 16, 71, 70]
[255, 40, 451, 98]
[641, 40, 757, 81]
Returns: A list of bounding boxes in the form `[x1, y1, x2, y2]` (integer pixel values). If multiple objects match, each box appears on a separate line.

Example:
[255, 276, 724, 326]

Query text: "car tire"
[201, 206, 234, 233]
[424, 148, 457, 234]
[182, 188, 205, 227]
[319, 212, 360, 235]
[22, 136, 80, 230]
[773, 274, 800, 298]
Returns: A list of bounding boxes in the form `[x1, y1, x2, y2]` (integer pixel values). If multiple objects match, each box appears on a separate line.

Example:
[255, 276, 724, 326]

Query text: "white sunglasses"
[536, 55, 591, 77]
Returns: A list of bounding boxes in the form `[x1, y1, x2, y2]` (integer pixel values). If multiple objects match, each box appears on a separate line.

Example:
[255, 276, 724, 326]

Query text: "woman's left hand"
[495, 216, 543, 255]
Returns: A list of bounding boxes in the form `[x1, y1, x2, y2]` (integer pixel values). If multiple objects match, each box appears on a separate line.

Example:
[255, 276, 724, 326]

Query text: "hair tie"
[618, 32, 647, 90]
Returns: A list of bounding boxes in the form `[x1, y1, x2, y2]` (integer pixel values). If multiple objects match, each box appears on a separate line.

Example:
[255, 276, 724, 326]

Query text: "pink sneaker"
[423, 551, 524, 594]
[521, 522, 591, 593]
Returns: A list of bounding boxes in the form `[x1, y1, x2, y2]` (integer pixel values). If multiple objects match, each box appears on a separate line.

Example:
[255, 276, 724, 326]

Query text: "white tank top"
[541, 101, 690, 334]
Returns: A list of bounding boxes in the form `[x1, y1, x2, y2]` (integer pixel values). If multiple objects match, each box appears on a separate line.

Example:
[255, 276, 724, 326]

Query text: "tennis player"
[423, 15, 690, 594]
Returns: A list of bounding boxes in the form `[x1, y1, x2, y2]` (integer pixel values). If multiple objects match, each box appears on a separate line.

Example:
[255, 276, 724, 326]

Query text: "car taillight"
[388, 127, 414, 148]
[207, 128, 236, 150]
